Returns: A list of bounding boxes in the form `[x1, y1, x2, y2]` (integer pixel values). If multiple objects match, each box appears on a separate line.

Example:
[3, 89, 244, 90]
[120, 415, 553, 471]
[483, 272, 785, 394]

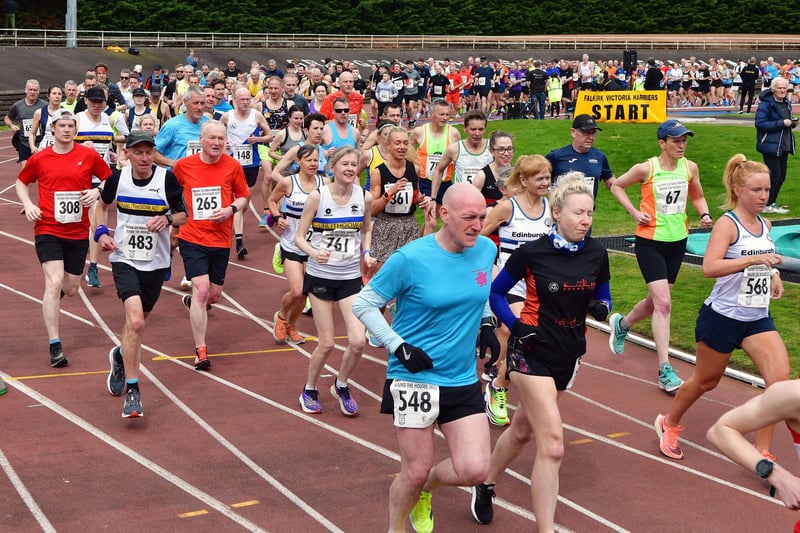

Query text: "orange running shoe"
[273, 311, 288, 343]
[194, 345, 211, 371]
[286, 324, 305, 344]
[655, 413, 684, 460]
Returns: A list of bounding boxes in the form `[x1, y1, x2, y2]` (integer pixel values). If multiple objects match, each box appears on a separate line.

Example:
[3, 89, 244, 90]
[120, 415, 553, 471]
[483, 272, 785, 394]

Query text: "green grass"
[483, 119, 799, 235]
[609, 252, 800, 376]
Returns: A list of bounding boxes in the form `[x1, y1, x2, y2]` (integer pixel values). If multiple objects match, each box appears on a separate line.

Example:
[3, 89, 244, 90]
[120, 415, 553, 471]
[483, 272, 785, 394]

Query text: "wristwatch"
[755, 458, 774, 479]
[230, 204, 238, 214]
[165, 213, 173, 225]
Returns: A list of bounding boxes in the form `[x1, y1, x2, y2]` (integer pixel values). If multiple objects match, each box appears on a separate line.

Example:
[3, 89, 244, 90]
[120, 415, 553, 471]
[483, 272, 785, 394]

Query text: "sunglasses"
[120, 76, 129, 80]
[334, 108, 350, 113]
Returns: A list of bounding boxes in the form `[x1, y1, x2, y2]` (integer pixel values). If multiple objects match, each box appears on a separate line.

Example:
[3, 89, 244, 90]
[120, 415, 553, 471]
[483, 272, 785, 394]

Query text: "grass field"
[477, 118, 800, 377]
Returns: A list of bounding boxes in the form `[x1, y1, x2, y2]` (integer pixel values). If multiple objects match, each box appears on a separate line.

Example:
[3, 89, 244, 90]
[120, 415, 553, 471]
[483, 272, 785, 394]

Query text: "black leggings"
[762, 152, 788, 205]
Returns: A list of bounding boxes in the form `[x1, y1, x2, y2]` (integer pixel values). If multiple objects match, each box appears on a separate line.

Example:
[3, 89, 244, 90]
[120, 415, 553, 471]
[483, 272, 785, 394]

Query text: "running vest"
[497, 197, 552, 298]
[109, 166, 171, 270]
[377, 161, 418, 216]
[278, 128, 306, 176]
[453, 140, 493, 184]
[635, 156, 691, 242]
[75, 111, 114, 166]
[704, 212, 775, 321]
[479, 164, 504, 206]
[224, 109, 261, 168]
[307, 184, 366, 280]
[364, 145, 387, 191]
[262, 97, 290, 131]
[37, 106, 57, 150]
[417, 124, 455, 180]
[280, 173, 325, 256]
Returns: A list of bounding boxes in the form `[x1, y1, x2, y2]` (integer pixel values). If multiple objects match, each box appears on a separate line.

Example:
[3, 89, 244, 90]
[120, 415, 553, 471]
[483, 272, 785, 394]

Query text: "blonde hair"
[506, 154, 551, 191]
[721, 154, 769, 210]
[327, 146, 360, 168]
[548, 171, 592, 214]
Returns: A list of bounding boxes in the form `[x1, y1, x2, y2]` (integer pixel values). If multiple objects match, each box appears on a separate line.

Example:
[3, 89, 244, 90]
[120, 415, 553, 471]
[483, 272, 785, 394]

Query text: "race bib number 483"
[123, 224, 156, 260]
[390, 380, 440, 428]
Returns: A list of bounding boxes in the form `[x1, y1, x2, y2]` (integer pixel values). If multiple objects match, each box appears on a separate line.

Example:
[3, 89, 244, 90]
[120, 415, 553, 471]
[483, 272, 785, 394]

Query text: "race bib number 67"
[390, 380, 440, 428]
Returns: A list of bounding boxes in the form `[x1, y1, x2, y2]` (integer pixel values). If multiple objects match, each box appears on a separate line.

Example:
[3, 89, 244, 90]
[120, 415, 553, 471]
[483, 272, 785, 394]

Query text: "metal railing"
[1, 29, 799, 51]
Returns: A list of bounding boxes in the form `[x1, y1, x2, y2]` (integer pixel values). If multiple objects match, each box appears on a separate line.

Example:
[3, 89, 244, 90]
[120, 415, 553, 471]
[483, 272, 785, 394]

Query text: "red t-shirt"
[173, 153, 249, 248]
[18, 143, 111, 240]
[319, 90, 365, 121]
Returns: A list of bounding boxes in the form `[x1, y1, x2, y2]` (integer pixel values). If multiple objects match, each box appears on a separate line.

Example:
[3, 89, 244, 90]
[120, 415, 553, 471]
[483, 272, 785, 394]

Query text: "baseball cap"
[657, 119, 694, 139]
[50, 108, 77, 124]
[153, 63, 162, 70]
[149, 84, 162, 94]
[125, 130, 156, 148]
[85, 86, 106, 101]
[132, 87, 147, 97]
[572, 114, 602, 131]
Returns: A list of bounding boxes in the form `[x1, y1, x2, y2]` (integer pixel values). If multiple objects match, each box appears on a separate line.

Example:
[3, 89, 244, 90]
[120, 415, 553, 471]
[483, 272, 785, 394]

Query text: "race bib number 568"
[390, 380, 440, 428]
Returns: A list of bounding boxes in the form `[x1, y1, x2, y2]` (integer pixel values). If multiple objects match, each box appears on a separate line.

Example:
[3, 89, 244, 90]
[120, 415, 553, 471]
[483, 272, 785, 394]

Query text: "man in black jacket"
[738, 57, 760, 114]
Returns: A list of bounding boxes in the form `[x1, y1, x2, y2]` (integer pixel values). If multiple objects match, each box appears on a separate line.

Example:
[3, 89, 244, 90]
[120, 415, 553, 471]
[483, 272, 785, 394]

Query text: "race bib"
[654, 179, 687, 215]
[385, 182, 414, 215]
[426, 153, 442, 176]
[738, 265, 771, 307]
[186, 140, 202, 157]
[93, 142, 110, 159]
[320, 228, 357, 262]
[390, 380, 440, 428]
[583, 175, 596, 192]
[22, 118, 34, 136]
[53, 191, 82, 224]
[39, 132, 55, 149]
[460, 167, 481, 184]
[478, 76, 486, 87]
[433, 85, 443, 96]
[123, 224, 156, 260]
[232, 144, 253, 166]
[347, 114, 358, 128]
[378, 90, 390, 101]
[191, 186, 221, 220]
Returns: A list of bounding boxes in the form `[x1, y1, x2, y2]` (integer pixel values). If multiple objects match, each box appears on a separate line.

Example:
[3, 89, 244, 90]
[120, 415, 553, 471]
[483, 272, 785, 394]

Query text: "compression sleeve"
[593, 280, 612, 310]
[489, 268, 519, 330]
[352, 284, 404, 353]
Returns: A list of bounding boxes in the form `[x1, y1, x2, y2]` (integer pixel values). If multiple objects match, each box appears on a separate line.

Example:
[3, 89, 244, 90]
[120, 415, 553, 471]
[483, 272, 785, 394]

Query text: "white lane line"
[0, 374, 267, 532]
[78, 289, 344, 533]
[0, 447, 57, 533]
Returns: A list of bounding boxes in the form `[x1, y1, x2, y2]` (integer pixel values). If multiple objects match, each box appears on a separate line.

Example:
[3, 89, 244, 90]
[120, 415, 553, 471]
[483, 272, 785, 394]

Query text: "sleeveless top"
[110, 166, 171, 270]
[453, 140, 493, 184]
[224, 109, 261, 168]
[278, 128, 307, 176]
[364, 145, 387, 191]
[280, 173, 325, 256]
[377, 161, 418, 217]
[479, 163, 504, 206]
[417, 124, 454, 180]
[306, 184, 366, 280]
[497, 196, 552, 297]
[635, 156, 691, 242]
[262, 97, 290, 131]
[704, 212, 775, 321]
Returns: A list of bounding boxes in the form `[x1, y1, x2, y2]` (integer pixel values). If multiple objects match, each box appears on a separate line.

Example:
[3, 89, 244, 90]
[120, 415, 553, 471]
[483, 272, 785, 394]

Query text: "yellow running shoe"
[272, 243, 284, 274]
[409, 490, 433, 533]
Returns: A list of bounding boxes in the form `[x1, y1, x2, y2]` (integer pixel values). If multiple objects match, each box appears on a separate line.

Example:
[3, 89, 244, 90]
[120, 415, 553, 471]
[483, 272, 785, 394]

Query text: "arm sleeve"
[352, 284, 405, 353]
[100, 171, 121, 204]
[165, 170, 187, 213]
[593, 280, 612, 310]
[490, 268, 519, 329]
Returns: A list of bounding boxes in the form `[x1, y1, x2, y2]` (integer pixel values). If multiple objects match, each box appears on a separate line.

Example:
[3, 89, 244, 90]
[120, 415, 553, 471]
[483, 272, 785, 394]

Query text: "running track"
[0, 130, 796, 532]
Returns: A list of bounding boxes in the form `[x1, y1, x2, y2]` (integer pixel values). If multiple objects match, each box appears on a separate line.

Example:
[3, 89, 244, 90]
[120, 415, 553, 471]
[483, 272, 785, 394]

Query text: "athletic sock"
[49, 339, 62, 355]
[126, 379, 139, 392]
[335, 379, 348, 390]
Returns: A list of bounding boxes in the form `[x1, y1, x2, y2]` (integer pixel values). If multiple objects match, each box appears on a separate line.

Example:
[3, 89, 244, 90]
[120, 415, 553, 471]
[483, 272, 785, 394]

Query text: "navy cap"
[657, 119, 694, 139]
[132, 87, 147, 97]
[572, 114, 602, 131]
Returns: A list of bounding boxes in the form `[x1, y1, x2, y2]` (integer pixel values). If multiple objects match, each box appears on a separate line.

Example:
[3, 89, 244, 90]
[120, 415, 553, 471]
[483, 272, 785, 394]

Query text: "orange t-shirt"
[319, 90, 365, 121]
[173, 153, 249, 248]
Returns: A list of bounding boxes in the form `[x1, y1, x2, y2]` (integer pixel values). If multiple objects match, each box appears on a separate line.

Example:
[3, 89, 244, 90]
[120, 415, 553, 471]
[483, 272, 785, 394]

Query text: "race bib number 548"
[390, 380, 440, 428]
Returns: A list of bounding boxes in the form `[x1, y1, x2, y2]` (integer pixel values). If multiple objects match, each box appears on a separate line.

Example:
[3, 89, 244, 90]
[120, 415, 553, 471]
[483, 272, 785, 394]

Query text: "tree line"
[15, 0, 800, 35]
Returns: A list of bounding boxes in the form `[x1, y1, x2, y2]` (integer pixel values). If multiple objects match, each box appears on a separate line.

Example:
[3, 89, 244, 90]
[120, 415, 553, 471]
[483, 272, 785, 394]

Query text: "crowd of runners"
[4, 52, 800, 531]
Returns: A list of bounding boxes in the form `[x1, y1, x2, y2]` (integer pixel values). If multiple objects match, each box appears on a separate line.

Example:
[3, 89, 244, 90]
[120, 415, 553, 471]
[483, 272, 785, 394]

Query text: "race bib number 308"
[390, 380, 440, 428]
[53, 191, 82, 224]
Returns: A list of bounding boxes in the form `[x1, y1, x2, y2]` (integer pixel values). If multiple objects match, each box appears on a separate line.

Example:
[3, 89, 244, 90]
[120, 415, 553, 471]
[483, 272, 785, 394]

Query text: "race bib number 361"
[390, 380, 440, 428]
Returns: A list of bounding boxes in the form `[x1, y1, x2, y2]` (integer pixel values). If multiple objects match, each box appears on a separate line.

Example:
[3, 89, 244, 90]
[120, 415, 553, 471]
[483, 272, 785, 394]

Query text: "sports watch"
[755, 458, 774, 479]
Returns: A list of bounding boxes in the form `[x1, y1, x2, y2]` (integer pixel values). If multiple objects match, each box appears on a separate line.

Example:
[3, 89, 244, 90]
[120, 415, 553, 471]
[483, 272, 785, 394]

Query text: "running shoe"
[122, 388, 143, 418]
[302, 296, 312, 315]
[107, 346, 125, 396]
[286, 324, 305, 344]
[607, 312, 628, 355]
[194, 346, 211, 371]
[50, 346, 69, 368]
[0, 377, 7, 396]
[471, 483, 496, 525]
[481, 364, 498, 382]
[409, 490, 434, 533]
[273, 311, 288, 343]
[259, 213, 268, 228]
[771, 204, 789, 214]
[658, 364, 683, 392]
[183, 295, 211, 311]
[485, 381, 509, 426]
[180, 276, 192, 290]
[330, 384, 359, 416]
[655, 413, 684, 459]
[299, 388, 322, 413]
[272, 243, 284, 274]
[86, 265, 101, 288]
[236, 241, 248, 260]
